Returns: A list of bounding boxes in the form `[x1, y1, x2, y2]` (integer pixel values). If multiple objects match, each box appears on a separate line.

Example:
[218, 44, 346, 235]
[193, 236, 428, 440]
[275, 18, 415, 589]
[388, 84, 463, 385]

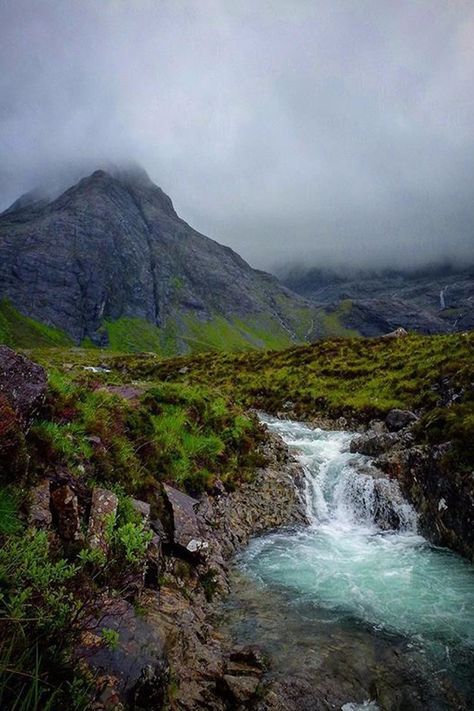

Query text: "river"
[223, 416, 474, 710]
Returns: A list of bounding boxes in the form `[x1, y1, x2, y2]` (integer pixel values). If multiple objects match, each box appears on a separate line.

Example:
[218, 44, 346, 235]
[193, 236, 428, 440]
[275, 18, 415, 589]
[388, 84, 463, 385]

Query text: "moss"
[0, 299, 72, 348]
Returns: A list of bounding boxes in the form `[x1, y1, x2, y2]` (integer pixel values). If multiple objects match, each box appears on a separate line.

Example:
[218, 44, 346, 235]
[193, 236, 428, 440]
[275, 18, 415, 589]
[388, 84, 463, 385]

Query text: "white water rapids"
[230, 416, 474, 707]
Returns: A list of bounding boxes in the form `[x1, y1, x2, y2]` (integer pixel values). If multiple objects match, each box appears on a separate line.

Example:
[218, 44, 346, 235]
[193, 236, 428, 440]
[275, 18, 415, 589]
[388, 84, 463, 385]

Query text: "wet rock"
[162, 484, 209, 558]
[380, 443, 474, 560]
[28, 479, 52, 528]
[87, 488, 118, 552]
[223, 673, 259, 702]
[78, 596, 167, 707]
[350, 432, 398, 456]
[385, 408, 418, 432]
[0, 346, 47, 428]
[51, 484, 82, 541]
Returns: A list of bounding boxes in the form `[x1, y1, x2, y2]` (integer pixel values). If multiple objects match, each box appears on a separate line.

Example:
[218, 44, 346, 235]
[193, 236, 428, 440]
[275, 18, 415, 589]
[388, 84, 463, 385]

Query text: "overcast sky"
[1, 0, 473, 271]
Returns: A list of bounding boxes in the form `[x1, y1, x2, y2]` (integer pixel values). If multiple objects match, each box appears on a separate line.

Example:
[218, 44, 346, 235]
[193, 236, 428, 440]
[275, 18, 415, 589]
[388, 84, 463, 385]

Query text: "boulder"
[28, 479, 52, 528]
[0, 346, 47, 428]
[78, 596, 167, 707]
[162, 484, 208, 558]
[385, 409, 418, 432]
[223, 674, 259, 702]
[51, 484, 82, 541]
[0, 393, 28, 479]
[381, 327, 408, 339]
[87, 488, 118, 553]
[350, 432, 398, 457]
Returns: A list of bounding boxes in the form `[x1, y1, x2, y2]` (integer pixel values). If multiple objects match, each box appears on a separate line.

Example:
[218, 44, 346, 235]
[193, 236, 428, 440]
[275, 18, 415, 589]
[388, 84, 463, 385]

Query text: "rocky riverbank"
[349, 409, 474, 562]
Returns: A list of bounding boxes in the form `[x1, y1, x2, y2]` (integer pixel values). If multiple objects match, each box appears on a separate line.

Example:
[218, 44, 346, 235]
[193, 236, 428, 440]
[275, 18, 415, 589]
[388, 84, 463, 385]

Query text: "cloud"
[1, 0, 473, 270]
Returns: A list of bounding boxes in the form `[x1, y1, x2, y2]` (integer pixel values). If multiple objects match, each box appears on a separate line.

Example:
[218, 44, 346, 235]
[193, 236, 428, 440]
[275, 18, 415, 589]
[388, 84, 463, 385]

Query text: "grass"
[26, 369, 266, 496]
[0, 300, 72, 349]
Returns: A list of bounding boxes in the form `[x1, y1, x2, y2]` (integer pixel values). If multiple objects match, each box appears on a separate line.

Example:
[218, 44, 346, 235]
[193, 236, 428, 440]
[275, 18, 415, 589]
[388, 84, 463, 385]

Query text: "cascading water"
[225, 416, 474, 709]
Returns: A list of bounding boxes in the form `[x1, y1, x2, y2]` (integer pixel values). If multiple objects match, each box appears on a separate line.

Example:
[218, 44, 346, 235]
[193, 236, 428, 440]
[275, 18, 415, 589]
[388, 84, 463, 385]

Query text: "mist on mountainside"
[1, 0, 474, 272]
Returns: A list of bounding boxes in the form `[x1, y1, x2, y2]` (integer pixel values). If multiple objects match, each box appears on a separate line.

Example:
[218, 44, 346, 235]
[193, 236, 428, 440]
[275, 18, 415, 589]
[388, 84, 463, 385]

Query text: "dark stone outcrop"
[385, 408, 417, 432]
[0, 167, 316, 349]
[0, 348, 46, 479]
[163, 484, 209, 559]
[350, 431, 399, 456]
[378, 444, 474, 561]
[0, 346, 47, 428]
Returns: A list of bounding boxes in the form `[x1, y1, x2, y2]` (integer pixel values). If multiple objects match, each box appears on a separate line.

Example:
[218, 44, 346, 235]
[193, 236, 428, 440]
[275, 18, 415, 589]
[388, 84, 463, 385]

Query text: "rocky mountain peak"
[0, 166, 314, 351]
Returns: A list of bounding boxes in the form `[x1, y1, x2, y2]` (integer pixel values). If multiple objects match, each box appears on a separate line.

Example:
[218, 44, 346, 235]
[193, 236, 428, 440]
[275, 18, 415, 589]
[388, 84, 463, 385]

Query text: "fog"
[1, 0, 474, 271]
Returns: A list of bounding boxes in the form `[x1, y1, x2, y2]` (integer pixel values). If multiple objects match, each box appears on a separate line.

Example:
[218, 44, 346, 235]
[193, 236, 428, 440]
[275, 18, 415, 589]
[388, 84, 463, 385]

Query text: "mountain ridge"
[280, 264, 474, 335]
[0, 168, 317, 353]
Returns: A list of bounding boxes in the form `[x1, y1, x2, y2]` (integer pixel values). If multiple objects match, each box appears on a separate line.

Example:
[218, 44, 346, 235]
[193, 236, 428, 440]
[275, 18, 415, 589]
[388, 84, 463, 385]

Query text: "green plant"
[114, 521, 153, 564]
[101, 628, 120, 651]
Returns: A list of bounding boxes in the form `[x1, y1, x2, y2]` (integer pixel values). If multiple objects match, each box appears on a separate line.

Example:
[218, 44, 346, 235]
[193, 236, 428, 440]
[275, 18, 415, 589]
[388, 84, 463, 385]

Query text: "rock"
[385, 409, 418, 432]
[132, 498, 151, 522]
[51, 484, 82, 541]
[229, 645, 268, 671]
[87, 488, 118, 552]
[162, 484, 208, 558]
[223, 674, 259, 702]
[0, 346, 47, 428]
[131, 660, 169, 710]
[28, 479, 52, 528]
[381, 327, 408, 339]
[350, 432, 398, 457]
[78, 596, 167, 707]
[145, 533, 163, 587]
[380, 443, 474, 561]
[0, 393, 28, 480]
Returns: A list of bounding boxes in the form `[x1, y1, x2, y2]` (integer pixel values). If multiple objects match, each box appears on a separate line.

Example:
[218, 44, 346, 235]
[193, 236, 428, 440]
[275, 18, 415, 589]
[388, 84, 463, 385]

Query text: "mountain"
[0, 167, 318, 353]
[280, 264, 474, 336]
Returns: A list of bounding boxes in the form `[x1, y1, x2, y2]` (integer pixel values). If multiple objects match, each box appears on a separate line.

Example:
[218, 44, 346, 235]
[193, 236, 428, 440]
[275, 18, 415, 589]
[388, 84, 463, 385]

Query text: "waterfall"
[264, 414, 417, 534]
[235, 416, 474, 710]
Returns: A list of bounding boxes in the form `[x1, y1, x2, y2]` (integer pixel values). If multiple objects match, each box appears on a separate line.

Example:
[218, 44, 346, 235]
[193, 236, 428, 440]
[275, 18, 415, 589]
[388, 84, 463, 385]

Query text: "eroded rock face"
[0, 348, 46, 480]
[0, 346, 46, 428]
[0, 393, 28, 479]
[162, 484, 209, 559]
[378, 444, 474, 561]
[385, 408, 418, 432]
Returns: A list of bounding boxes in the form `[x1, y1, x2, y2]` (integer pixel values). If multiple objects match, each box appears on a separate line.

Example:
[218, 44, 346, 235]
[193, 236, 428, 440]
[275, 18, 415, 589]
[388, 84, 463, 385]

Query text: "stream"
[223, 416, 474, 710]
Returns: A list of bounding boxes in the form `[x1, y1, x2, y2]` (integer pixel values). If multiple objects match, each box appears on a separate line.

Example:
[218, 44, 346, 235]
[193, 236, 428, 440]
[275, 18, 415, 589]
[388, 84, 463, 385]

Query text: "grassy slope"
[0, 300, 72, 348]
[99, 332, 472, 418]
[29, 332, 474, 468]
[0, 300, 315, 354]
